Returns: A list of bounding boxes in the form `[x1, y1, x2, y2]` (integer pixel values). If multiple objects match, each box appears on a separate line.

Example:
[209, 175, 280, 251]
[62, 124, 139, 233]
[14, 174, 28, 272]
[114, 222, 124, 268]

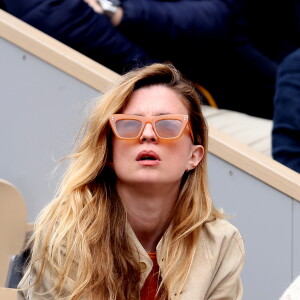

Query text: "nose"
[139, 123, 158, 143]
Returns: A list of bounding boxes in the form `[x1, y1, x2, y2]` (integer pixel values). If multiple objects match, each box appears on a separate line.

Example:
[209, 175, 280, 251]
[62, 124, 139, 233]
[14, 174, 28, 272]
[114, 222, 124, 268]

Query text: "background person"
[1, 0, 276, 118]
[86, 0, 277, 119]
[17, 64, 245, 300]
[272, 49, 300, 173]
[0, 0, 157, 73]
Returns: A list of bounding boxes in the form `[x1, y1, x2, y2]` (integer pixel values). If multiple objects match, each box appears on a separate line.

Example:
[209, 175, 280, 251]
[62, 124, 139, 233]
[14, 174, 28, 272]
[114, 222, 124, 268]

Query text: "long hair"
[27, 64, 223, 300]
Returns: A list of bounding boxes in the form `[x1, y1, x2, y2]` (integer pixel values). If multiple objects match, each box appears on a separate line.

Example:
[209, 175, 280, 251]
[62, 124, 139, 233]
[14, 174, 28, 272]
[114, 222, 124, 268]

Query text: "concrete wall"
[0, 37, 99, 220]
[208, 154, 299, 299]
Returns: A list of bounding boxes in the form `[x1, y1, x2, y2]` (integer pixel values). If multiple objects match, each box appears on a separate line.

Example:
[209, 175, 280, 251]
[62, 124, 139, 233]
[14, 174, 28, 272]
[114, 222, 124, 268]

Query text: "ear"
[186, 145, 204, 171]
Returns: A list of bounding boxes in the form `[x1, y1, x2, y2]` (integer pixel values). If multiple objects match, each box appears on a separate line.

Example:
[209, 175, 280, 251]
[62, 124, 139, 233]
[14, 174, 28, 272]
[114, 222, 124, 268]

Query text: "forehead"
[123, 85, 189, 115]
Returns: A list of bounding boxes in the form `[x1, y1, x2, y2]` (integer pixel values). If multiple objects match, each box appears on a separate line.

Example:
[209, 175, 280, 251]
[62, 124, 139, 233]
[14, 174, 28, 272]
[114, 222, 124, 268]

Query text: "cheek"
[111, 142, 125, 179]
[165, 141, 191, 166]
[111, 139, 133, 169]
[112, 140, 123, 163]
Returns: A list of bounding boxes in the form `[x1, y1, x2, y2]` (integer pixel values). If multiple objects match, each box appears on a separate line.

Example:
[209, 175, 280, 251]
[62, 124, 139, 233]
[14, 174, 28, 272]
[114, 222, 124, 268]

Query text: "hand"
[83, 0, 104, 14]
[111, 7, 123, 26]
[83, 0, 123, 27]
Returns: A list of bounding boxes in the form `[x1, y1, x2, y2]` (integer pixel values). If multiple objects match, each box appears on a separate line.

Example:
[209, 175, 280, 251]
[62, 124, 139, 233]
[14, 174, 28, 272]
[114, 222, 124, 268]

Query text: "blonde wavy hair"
[27, 63, 222, 300]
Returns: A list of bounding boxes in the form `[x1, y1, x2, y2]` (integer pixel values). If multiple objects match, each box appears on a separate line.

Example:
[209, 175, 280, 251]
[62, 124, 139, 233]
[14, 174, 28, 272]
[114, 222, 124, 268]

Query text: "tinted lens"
[115, 119, 142, 138]
[155, 119, 183, 138]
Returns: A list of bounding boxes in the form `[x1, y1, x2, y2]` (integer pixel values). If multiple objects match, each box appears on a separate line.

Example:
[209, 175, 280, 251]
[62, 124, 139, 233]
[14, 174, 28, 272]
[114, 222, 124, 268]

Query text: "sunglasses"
[109, 114, 194, 142]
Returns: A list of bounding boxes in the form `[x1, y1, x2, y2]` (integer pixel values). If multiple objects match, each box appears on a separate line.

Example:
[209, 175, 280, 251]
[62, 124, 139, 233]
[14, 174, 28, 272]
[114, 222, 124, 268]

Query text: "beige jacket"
[18, 218, 245, 300]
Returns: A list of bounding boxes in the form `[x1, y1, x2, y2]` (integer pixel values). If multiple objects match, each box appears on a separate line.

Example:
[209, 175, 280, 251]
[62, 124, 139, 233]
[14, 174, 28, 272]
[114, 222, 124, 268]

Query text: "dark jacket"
[1, 0, 276, 118]
[120, 0, 235, 46]
[117, 0, 277, 119]
[1, 0, 234, 73]
[1, 0, 157, 73]
[243, 0, 300, 63]
[272, 49, 300, 173]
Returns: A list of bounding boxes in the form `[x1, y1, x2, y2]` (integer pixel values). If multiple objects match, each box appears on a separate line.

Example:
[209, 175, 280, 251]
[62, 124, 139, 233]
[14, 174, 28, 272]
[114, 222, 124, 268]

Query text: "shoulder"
[203, 217, 243, 240]
[200, 218, 245, 259]
[189, 218, 244, 299]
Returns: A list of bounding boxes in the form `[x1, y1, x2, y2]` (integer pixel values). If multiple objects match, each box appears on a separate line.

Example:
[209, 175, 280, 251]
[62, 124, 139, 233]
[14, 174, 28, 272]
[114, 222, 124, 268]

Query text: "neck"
[117, 181, 180, 252]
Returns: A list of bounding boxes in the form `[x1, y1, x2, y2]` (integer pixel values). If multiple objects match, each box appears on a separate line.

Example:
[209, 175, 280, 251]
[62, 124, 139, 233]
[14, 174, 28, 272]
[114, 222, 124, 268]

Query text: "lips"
[136, 150, 161, 162]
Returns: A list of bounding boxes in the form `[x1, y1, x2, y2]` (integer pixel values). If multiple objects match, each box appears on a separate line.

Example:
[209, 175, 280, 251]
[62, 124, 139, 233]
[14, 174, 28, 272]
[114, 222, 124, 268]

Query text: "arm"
[119, 0, 235, 44]
[7, 0, 157, 73]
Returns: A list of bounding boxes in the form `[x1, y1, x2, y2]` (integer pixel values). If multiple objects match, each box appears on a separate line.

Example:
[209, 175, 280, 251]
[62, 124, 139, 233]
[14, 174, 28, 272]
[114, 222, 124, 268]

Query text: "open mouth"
[139, 156, 156, 161]
[136, 150, 160, 162]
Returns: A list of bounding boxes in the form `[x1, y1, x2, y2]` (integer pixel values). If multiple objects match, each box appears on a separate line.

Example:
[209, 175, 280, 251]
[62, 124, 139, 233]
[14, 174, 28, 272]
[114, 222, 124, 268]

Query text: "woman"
[18, 64, 245, 300]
